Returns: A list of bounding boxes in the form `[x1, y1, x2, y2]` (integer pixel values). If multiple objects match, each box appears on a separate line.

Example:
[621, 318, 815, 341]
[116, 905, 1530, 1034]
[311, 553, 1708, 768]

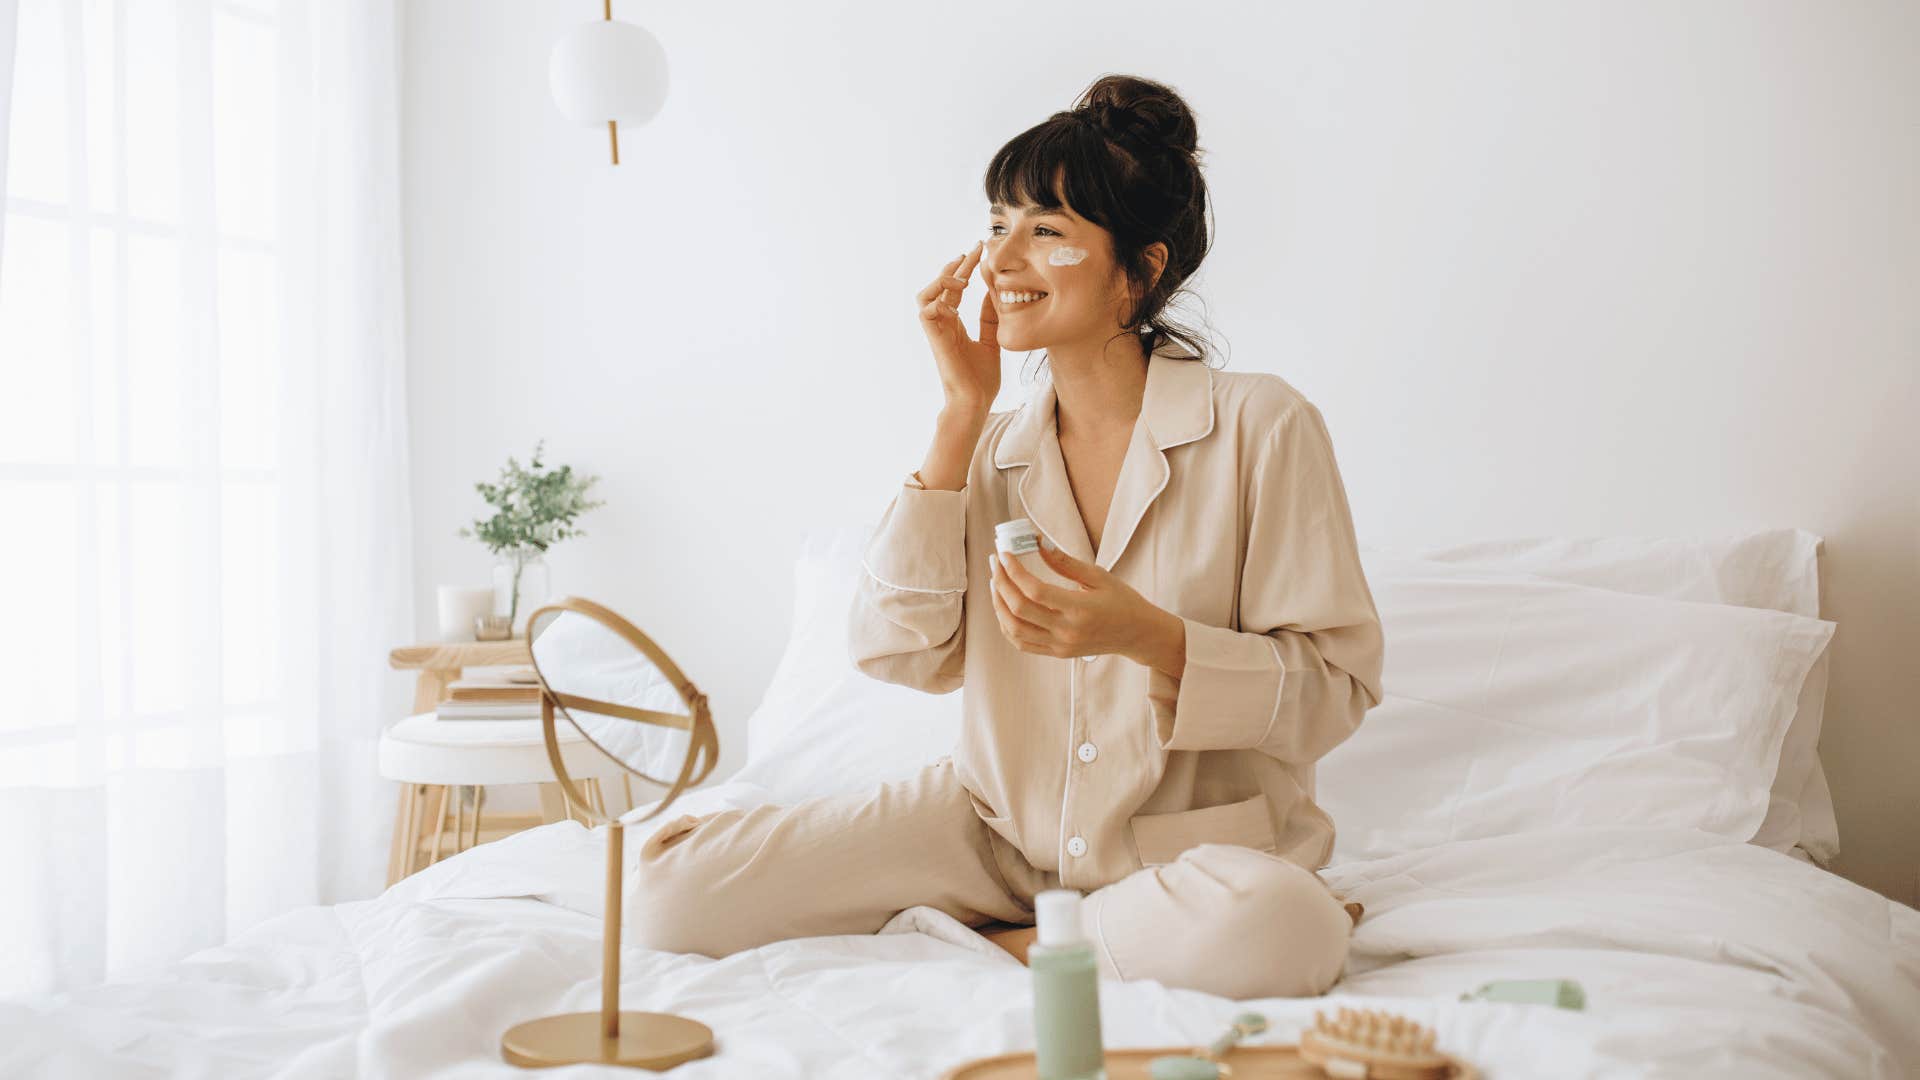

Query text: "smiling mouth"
[998, 292, 1048, 310]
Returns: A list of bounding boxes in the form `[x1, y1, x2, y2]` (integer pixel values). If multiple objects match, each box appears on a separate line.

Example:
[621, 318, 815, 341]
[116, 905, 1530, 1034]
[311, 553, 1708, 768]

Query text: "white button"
[1076, 741, 1098, 763]
[1066, 835, 1088, 857]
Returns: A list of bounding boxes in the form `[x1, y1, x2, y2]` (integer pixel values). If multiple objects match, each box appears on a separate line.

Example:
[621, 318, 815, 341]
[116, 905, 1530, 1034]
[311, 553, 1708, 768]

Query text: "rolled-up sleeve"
[1146, 402, 1385, 761]
[846, 482, 970, 694]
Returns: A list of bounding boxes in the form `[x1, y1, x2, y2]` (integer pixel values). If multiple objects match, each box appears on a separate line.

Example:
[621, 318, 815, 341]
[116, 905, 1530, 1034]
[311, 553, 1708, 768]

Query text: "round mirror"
[524, 596, 718, 826]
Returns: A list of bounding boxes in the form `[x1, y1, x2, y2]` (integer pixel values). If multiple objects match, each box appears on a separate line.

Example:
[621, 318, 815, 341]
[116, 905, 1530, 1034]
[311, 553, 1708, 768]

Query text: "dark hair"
[983, 74, 1219, 378]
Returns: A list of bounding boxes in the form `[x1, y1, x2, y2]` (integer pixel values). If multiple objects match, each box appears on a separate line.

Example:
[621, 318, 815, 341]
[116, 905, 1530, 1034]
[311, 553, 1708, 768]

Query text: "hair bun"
[1075, 74, 1199, 156]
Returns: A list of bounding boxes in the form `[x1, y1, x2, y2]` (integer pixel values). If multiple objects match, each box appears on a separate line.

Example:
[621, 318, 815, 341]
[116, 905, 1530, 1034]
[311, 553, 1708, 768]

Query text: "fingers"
[977, 256, 999, 346]
[989, 565, 1048, 649]
[917, 261, 962, 322]
[918, 242, 982, 324]
[915, 274, 968, 305]
[992, 551, 1064, 631]
[999, 545, 1077, 611]
[957, 239, 983, 285]
[1035, 540, 1095, 588]
[941, 240, 983, 310]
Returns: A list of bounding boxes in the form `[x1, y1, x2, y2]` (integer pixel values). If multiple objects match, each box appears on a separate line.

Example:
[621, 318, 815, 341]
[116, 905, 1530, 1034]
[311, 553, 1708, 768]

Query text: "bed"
[3, 526, 1916, 1078]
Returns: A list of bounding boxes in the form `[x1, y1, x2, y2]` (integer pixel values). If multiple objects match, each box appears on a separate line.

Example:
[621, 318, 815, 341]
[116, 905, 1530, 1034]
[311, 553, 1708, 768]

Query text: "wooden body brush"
[1297, 1006, 1460, 1079]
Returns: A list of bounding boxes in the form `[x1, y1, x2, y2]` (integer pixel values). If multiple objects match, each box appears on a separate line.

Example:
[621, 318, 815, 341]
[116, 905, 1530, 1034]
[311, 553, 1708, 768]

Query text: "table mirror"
[498, 596, 720, 1070]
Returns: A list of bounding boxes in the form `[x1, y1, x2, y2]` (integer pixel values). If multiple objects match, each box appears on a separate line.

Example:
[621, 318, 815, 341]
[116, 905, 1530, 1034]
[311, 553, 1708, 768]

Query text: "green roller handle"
[1460, 978, 1586, 1009]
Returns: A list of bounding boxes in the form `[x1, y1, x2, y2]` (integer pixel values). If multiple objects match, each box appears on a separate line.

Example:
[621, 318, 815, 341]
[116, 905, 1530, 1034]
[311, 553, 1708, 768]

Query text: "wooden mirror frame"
[526, 595, 719, 827]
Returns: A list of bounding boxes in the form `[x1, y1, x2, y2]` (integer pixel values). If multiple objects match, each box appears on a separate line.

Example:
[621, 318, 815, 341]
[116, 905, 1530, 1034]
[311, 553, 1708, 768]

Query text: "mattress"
[3, 779, 1916, 1079]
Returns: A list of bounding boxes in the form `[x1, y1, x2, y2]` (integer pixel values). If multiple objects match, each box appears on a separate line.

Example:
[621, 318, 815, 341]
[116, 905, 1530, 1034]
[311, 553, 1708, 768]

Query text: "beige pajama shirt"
[629, 340, 1387, 1000]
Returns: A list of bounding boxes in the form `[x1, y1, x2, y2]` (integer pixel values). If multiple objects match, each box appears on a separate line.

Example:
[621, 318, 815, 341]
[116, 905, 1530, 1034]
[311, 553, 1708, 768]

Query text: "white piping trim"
[1097, 452, 1168, 573]
[1151, 361, 1216, 452]
[1015, 463, 1078, 565]
[1057, 652, 1076, 885]
[1256, 633, 1286, 747]
[860, 558, 965, 595]
[1095, 366, 1214, 571]
[1090, 890, 1125, 980]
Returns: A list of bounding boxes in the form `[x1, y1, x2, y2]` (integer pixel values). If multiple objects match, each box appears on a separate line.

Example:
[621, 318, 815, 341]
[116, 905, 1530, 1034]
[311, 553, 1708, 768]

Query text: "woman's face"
[981, 196, 1133, 354]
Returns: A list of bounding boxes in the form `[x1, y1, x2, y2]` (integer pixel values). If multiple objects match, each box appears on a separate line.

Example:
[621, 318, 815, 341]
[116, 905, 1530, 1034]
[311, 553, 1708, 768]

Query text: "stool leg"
[386, 783, 415, 888]
[469, 785, 486, 848]
[397, 783, 426, 881]
[453, 785, 468, 854]
[621, 774, 634, 816]
[411, 784, 439, 876]
[427, 784, 452, 865]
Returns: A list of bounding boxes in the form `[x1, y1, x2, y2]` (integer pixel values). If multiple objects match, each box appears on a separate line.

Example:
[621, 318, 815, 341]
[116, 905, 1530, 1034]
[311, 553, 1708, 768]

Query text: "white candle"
[436, 585, 495, 642]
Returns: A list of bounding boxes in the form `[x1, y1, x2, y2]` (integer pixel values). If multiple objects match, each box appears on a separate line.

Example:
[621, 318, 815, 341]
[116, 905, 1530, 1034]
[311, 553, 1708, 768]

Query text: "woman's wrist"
[938, 400, 990, 429]
[920, 405, 987, 490]
[1133, 607, 1187, 678]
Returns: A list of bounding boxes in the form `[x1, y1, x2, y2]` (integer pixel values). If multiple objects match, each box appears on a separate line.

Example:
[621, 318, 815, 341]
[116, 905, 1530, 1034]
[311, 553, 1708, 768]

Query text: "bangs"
[983, 120, 1108, 226]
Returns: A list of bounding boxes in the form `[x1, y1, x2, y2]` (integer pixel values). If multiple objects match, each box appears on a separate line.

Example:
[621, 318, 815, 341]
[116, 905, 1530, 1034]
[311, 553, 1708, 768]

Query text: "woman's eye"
[986, 224, 1061, 237]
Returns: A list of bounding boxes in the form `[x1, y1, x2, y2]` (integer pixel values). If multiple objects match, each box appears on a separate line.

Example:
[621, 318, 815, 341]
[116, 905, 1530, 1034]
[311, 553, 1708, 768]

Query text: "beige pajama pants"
[627, 756, 1352, 1000]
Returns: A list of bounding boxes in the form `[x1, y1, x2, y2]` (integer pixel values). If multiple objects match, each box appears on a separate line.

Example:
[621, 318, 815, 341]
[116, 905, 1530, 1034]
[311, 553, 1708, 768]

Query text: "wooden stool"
[384, 640, 634, 887]
[379, 711, 637, 885]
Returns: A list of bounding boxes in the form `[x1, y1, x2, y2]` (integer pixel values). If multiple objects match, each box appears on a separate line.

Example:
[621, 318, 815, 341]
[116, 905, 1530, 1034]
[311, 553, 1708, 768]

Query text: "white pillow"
[1315, 552, 1836, 863]
[1380, 528, 1836, 864]
[731, 524, 961, 805]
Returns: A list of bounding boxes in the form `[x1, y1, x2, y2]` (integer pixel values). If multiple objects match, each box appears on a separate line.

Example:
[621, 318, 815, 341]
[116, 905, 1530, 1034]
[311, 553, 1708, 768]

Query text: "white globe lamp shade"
[550, 18, 670, 162]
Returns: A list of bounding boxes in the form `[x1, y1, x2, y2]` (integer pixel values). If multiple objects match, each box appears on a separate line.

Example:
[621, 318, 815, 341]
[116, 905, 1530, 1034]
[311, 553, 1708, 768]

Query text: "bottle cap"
[1034, 889, 1086, 947]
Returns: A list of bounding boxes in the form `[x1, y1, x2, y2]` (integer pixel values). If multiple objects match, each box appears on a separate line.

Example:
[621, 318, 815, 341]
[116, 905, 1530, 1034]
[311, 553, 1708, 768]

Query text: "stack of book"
[435, 665, 545, 721]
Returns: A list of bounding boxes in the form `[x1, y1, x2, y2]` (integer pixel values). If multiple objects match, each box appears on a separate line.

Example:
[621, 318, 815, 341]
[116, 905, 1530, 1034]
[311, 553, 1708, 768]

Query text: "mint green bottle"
[1030, 889, 1107, 1080]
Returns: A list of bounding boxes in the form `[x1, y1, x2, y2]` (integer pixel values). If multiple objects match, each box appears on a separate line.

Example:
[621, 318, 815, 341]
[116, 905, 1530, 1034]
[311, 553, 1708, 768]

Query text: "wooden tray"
[940, 1043, 1480, 1079]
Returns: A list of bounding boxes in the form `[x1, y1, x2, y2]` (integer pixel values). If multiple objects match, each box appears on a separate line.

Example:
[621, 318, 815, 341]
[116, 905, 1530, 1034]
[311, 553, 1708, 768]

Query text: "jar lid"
[994, 518, 1037, 543]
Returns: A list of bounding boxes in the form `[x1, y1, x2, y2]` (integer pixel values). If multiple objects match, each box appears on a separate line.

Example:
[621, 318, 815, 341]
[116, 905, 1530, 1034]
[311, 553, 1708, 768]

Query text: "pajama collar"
[989, 340, 1217, 573]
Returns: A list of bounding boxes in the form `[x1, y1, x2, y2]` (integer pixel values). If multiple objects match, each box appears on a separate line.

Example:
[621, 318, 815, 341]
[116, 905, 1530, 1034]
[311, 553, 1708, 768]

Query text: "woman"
[629, 75, 1385, 1001]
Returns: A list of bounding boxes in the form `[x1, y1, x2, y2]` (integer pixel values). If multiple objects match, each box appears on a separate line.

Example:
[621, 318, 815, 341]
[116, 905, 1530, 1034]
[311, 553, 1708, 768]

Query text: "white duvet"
[5, 780, 1917, 1079]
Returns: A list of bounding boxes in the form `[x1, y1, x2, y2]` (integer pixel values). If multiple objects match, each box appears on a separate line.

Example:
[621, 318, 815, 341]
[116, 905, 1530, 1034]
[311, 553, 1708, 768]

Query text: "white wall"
[402, 1, 1920, 904]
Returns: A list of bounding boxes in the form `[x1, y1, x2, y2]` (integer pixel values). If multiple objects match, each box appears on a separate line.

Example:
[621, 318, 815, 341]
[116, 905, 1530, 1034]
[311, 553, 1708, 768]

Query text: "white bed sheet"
[4, 779, 1916, 1079]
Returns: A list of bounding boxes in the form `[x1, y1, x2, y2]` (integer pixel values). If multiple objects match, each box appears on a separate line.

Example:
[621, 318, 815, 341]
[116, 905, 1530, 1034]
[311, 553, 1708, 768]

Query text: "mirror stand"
[499, 816, 710, 1069]
[499, 600, 720, 1070]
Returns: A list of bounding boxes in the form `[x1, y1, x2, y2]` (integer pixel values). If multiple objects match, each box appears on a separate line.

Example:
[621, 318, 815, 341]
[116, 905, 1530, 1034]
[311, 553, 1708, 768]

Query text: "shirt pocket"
[1129, 792, 1278, 867]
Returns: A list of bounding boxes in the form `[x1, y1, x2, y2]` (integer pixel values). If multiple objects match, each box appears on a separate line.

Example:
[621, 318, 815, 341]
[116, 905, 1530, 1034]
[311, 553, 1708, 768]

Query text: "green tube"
[1031, 890, 1107, 1080]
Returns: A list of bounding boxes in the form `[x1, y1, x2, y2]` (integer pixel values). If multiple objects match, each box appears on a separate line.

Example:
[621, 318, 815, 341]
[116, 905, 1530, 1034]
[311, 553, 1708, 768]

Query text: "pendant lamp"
[549, 1, 670, 165]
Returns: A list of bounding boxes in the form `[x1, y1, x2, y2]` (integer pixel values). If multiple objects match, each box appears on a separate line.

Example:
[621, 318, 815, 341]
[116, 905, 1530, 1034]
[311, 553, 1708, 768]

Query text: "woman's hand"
[988, 539, 1184, 673]
[917, 240, 1001, 410]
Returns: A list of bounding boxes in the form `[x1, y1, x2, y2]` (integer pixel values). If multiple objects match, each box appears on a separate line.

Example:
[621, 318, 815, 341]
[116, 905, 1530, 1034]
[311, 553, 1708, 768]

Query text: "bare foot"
[982, 924, 1040, 965]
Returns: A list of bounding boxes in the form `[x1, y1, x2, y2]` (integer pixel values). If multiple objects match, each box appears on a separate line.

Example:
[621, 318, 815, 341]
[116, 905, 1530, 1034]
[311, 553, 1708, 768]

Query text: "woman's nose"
[985, 238, 1022, 275]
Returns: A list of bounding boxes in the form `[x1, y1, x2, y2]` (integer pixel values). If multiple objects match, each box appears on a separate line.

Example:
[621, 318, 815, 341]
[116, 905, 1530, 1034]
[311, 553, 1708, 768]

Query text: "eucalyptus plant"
[459, 439, 605, 628]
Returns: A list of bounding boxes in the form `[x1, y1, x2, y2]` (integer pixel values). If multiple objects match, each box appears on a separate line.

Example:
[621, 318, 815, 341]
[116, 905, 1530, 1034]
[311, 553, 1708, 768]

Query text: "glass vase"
[491, 547, 551, 638]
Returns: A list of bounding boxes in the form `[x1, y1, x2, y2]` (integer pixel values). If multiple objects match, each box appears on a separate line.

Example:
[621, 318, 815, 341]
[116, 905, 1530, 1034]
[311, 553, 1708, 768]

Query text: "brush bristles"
[1308, 1006, 1444, 1064]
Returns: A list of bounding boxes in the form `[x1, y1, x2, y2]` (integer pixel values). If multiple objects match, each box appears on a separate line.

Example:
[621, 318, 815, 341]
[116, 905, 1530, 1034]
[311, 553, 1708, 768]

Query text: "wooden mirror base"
[500, 1010, 714, 1070]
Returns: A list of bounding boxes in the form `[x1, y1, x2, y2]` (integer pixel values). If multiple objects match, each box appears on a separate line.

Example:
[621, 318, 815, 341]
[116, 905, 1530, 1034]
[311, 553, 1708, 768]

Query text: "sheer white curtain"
[0, 0, 413, 1000]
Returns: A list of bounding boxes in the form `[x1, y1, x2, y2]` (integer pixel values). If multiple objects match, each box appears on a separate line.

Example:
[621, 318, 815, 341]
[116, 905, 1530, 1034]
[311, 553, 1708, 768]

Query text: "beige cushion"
[378, 712, 632, 786]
